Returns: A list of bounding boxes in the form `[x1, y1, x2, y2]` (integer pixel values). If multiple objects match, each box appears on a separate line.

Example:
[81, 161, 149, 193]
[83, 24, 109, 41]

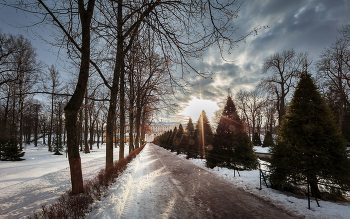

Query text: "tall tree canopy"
[270, 72, 350, 198]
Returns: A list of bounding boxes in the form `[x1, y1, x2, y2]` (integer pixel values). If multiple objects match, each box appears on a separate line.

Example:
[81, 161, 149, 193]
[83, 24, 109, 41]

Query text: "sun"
[182, 97, 219, 121]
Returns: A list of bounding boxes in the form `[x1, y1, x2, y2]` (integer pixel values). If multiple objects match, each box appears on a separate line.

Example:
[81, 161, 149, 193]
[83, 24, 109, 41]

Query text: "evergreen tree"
[174, 124, 184, 154]
[0, 137, 25, 161]
[270, 72, 350, 198]
[262, 131, 274, 147]
[184, 118, 196, 158]
[252, 132, 262, 146]
[177, 124, 184, 138]
[207, 96, 257, 169]
[165, 130, 173, 148]
[195, 110, 213, 158]
[186, 118, 195, 136]
[169, 127, 177, 151]
[53, 128, 64, 155]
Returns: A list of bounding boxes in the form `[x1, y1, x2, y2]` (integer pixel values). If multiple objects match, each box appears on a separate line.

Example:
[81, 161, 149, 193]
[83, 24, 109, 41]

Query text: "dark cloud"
[1, 1, 348, 122]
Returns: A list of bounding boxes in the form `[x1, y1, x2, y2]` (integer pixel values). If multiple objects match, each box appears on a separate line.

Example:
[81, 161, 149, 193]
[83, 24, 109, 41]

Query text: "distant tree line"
[155, 96, 258, 170]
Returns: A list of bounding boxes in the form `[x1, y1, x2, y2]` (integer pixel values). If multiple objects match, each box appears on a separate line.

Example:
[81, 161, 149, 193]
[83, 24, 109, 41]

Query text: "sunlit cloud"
[181, 97, 219, 122]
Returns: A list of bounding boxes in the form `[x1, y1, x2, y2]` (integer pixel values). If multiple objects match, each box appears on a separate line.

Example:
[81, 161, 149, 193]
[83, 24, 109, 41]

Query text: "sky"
[1, 0, 349, 124]
[173, 0, 350, 123]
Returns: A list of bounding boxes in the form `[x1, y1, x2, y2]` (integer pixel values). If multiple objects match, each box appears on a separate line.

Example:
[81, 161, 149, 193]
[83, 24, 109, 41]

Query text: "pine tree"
[262, 131, 274, 147]
[252, 132, 262, 146]
[207, 96, 257, 169]
[0, 137, 25, 161]
[270, 72, 350, 198]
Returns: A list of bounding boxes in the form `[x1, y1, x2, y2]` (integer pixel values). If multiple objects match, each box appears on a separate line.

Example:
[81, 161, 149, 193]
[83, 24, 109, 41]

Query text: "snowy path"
[88, 143, 299, 218]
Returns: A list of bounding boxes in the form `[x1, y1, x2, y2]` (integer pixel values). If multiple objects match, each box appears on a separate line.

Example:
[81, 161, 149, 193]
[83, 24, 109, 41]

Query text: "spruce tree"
[165, 130, 173, 148]
[0, 137, 25, 161]
[195, 110, 213, 158]
[207, 96, 257, 169]
[53, 128, 64, 155]
[262, 131, 274, 147]
[270, 72, 350, 198]
[174, 124, 184, 154]
[170, 127, 177, 151]
[186, 118, 195, 136]
[252, 132, 262, 146]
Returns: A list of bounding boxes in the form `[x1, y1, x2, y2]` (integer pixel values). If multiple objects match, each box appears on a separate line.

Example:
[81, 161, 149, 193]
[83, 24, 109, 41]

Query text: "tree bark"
[63, 0, 95, 194]
[84, 97, 90, 153]
[96, 121, 99, 149]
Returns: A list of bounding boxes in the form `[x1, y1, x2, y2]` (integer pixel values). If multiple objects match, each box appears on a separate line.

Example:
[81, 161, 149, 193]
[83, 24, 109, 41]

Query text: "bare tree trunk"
[34, 105, 39, 146]
[49, 90, 54, 152]
[89, 117, 94, 150]
[101, 122, 104, 145]
[128, 66, 135, 153]
[140, 106, 147, 144]
[19, 79, 23, 150]
[63, 120, 66, 146]
[43, 121, 46, 145]
[119, 63, 125, 159]
[106, 0, 123, 168]
[84, 97, 90, 153]
[96, 121, 99, 149]
[134, 80, 142, 149]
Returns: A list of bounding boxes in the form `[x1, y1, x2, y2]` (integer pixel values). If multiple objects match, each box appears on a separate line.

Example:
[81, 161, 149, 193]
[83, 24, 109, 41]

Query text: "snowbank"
[176, 152, 350, 219]
[0, 142, 129, 219]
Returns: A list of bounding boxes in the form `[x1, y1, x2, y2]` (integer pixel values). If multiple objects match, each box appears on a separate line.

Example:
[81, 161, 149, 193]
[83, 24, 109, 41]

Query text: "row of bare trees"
[0, 30, 161, 154]
[1, 0, 260, 195]
[223, 25, 350, 142]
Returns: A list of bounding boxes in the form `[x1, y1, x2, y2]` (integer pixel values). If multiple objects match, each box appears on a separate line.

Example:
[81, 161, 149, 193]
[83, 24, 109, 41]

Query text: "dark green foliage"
[262, 131, 274, 147]
[252, 132, 261, 146]
[174, 124, 184, 154]
[0, 137, 25, 161]
[206, 96, 258, 170]
[186, 118, 195, 136]
[194, 111, 213, 158]
[170, 127, 177, 151]
[269, 72, 350, 198]
[341, 109, 350, 143]
[53, 133, 64, 155]
[177, 124, 184, 138]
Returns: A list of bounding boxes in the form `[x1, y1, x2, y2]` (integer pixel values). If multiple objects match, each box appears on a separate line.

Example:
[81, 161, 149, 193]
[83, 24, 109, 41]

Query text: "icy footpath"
[87, 143, 157, 218]
[175, 151, 350, 219]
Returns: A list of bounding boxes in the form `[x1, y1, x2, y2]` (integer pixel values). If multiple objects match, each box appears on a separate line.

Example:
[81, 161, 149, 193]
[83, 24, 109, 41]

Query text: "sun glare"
[182, 98, 219, 122]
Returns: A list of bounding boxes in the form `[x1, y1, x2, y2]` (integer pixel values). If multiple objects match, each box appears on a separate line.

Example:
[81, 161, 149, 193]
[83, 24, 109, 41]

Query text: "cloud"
[172, 0, 349, 122]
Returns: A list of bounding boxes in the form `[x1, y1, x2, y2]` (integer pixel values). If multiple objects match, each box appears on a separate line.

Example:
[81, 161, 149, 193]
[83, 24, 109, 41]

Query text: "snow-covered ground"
[253, 145, 270, 154]
[175, 152, 350, 219]
[2, 142, 350, 218]
[0, 142, 130, 218]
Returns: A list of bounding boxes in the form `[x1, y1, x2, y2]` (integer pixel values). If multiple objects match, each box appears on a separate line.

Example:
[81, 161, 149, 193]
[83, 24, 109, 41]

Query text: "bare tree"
[33, 0, 96, 194]
[95, 0, 262, 167]
[6, 34, 40, 150]
[261, 49, 307, 126]
[236, 88, 266, 136]
[317, 38, 350, 133]
[42, 65, 63, 151]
